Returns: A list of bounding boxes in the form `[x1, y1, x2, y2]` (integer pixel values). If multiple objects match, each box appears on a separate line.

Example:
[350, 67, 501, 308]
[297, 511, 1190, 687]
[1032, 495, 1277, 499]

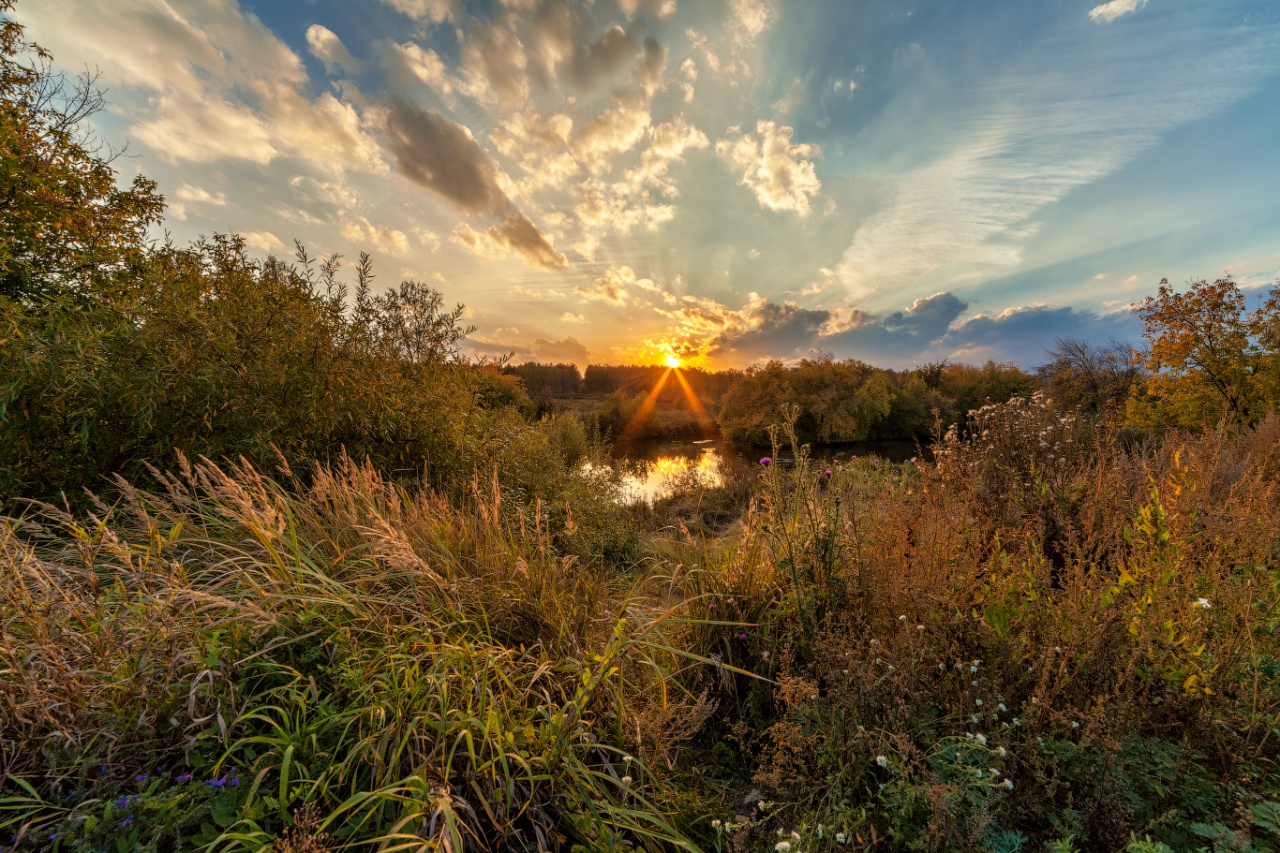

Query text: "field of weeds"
[4, 396, 1280, 851]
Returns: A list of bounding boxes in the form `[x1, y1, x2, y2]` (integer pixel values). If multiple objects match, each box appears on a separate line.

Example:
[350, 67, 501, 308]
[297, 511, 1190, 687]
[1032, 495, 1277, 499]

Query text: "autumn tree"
[1132, 277, 1280, 427]
[1037, 337, 1142, 415]
[0, 0, 163, 300]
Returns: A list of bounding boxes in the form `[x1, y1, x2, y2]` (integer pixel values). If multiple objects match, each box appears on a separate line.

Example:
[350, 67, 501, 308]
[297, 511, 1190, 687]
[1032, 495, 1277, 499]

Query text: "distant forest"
[504, 344, 1141, 445]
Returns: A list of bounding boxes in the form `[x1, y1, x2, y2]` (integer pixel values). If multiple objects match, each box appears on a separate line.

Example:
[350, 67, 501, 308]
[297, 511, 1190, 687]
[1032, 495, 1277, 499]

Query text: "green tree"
[0, 0, 163, 300]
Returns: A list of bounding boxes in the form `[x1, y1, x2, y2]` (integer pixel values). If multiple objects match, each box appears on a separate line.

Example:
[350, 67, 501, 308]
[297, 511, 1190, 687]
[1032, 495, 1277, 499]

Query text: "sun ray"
[672, 366, 717, 437]
[619, 367, 673, 440]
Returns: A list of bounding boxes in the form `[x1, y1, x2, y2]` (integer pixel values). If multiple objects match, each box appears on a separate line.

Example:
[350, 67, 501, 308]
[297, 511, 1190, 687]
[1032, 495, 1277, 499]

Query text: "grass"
[4, 397, 1280, 851]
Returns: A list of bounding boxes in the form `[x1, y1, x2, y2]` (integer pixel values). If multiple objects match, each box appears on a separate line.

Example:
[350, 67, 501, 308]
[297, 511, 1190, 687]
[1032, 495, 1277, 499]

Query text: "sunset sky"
[15, 0, 1280, 369]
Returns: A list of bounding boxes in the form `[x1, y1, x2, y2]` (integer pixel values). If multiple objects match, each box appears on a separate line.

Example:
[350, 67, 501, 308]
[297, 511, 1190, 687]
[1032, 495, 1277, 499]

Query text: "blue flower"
[120, 816, 133, 828]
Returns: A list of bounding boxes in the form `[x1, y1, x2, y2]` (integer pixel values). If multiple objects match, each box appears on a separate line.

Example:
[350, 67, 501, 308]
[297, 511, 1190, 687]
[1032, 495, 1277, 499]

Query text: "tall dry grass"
[0, 453, 717, 851]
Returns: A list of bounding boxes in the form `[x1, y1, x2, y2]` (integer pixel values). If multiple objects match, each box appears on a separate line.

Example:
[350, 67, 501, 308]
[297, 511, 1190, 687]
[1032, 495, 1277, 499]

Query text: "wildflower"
[899, 614, 907, 622]
[989, 768, 1000, 777]
[975, 698, 983, 707]
[120, 816, 133, 829]
[620, 775, 633, 786]
[206, 775, 226, 788]
[975, 733, 987, 746]
[760, 457, 772, 466]
[1004, 779, 1014, 790]
[792, 831, 801, 841]
[917, 624, 925, 630]
[939, 663, 945, 670]
[1071, 721, 1079, 729]
[775, 843, 792, 853]
[970, 665, 978, 673]
[875, 755, 888, 767]
[623, 754, 633, 763]
[134, 774, 148, 783]
[712, 820, 723, 831]
[175, 773, 192, 783]
[823, 470, 833, 478]
[1195, 597, 1211, 609]
[997, 746, 1007, 757]
[997, 703, 1007, 713]
[971, 715, 979, 724]
[836, 832, 848, 845]
[1012, 718, 1021, 727]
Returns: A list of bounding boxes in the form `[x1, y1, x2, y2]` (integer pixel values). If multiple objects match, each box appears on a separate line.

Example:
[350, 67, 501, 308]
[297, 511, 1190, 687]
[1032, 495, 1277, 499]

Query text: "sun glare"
[664, 353, 682, 368]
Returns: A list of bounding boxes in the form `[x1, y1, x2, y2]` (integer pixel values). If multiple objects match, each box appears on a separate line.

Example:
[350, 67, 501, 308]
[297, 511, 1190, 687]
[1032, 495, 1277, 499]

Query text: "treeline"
[717, 281, 1280, 446]
[717, 358, 1039, 445]
[502, 361, 740, 403]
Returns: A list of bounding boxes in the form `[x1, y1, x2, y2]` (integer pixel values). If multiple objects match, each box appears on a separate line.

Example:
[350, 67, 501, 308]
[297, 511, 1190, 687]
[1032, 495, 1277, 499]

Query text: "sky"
[14, 0, 1280, 369]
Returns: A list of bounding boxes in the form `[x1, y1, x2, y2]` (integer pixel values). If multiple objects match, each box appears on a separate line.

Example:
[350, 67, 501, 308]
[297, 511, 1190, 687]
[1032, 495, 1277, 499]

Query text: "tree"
[1132, 278, 1280, 427]
[0, 0, 163, 300]
[1037, 338, 1141, 415]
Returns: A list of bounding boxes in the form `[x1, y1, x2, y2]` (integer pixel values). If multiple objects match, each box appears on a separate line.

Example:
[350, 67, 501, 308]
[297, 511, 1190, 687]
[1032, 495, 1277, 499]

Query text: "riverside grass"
[4, 402, 1280, 851]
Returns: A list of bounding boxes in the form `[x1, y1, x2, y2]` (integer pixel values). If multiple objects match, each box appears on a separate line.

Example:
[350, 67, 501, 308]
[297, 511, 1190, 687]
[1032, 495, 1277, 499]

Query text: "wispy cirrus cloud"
[839, 3, 1280, 305]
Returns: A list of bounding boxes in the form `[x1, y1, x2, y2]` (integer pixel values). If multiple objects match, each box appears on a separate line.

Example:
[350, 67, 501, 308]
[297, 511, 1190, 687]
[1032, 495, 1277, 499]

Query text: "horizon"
[14, 0, 1280, 371]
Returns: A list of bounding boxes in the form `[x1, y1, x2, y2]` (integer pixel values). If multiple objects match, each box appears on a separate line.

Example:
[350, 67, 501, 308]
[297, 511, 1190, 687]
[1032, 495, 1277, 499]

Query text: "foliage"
[1131, 278, 1280, 428]
[0, 236, 532, 502]
[1037, 338, 1143, 417]
[0, 0, 163, 300]
[717, 357, 1037, 445]
[0, 454, 708, 852]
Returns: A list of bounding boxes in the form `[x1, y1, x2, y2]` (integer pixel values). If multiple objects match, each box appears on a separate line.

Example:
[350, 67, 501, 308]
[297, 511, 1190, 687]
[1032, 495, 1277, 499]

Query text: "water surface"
[608, 436, 925, 502]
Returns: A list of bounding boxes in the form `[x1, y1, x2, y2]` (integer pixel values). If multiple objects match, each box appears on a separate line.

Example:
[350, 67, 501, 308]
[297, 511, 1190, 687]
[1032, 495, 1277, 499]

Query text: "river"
[607, 436, 926, 502]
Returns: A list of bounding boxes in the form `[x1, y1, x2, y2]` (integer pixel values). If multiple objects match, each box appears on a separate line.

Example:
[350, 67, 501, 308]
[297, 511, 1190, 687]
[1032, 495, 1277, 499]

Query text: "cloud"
[339, 215, 412, 254]
[562, 312, 586, 323]
[530, 335, 590, 365]
[618, 0, 678, 20]
[1088, 0, 1148, 24]
[717, 120, 822, 216]
[387, 42, 463, 93]
[16, 1, 383, 173]
[729, 0, 775, 46]
[241, 231, 285, 253]
[306, 25, 361, 75]
[488, 214, 569, 269]
[671, 289, 1139, 368]
[460, 14, 531, 109]
[451, 215, 567, 270]
[839, 5, 1280, 304]
[571, 92, 652, 172]
[380, 0, 456, 23]
[384, 99, 510, 213]
[491, 108, 575, 158]
[168, 182, 227, 220]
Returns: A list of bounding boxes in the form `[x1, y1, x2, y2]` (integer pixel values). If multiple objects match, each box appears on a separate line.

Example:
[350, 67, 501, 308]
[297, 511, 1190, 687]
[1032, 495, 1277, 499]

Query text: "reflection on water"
[607, 437, 924, 502]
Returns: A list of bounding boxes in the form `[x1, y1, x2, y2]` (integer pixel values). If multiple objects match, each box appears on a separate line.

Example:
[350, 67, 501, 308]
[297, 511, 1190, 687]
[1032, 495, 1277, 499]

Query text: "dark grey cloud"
[384, 98, 566, 269]
[707, 291, 1141, 367]
[384, 98, 507, 213]
[489, 213, 568, 270]
[938, 304, 1142, 366]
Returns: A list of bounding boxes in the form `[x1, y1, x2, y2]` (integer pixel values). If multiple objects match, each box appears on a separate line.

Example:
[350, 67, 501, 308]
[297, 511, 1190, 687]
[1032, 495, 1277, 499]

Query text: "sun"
[664, 352, 683, 369]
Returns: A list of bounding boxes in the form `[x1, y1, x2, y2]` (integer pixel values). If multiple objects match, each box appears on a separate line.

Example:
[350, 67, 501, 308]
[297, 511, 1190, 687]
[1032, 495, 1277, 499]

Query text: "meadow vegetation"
[5, 6, 1280, 851]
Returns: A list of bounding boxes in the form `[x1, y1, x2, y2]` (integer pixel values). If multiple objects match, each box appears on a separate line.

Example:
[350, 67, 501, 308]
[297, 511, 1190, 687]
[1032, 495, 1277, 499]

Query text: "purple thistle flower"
[759, 456, 772, 466]
[823, 470, 833, 477]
